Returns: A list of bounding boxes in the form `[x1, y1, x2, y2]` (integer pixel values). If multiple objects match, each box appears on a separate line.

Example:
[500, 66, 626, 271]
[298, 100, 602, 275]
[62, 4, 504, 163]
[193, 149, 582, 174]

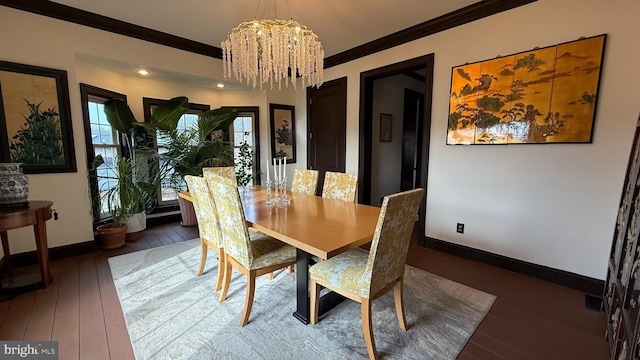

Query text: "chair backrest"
[207, 179, 253, 267]
[291, 169, 319, 195]
[362, 188, 424, 296]
[321, 171, 358, 202]
[203, 166, 237, 186]
[184, 175, 223, 248]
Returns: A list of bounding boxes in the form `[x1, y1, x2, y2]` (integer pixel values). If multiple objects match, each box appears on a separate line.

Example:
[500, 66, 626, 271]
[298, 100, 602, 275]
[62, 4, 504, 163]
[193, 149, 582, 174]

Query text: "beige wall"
[371, 75, 425, 206]
[0, 7, 286, 254]
[1, 0, 638, 280]
[303, 0, 640, 279]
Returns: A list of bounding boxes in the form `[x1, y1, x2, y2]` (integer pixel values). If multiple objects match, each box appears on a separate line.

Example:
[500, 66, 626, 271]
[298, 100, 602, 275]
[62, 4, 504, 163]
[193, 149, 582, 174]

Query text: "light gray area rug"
[108, 240, 495, 360]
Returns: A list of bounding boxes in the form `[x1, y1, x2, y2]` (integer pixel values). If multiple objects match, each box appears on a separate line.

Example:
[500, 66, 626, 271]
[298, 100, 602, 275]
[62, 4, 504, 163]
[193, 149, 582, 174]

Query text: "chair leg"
[240, 270, 256, 327]
[310, 279, 320, 325]
[361, 299, 379, 360]
[393, 278, 407, 331]
[196, 240, 208, 276]
[218, 255, 232, 303]
[267, 271, 274, 280]
[213, 248, 225, 292]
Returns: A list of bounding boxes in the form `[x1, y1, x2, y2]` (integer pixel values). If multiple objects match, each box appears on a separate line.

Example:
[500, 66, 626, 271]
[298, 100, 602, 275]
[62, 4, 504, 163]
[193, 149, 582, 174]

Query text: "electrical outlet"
[456, 223, 464, 234]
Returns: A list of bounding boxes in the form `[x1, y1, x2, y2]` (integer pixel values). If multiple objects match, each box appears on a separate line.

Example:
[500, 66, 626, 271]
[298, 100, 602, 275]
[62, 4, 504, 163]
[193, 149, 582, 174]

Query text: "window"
[231, 112, 257, 186]
[143, 98, 209, 206]
[79, 84, 127, 223]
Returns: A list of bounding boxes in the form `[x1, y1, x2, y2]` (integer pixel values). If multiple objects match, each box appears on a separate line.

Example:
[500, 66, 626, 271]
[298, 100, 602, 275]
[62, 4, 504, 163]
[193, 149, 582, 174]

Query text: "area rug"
[108, 240, 496, 360]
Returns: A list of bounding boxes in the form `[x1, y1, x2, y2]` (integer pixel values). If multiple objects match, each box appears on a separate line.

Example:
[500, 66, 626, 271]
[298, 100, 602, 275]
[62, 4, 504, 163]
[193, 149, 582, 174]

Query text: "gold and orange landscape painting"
[447, 34, 606, 145]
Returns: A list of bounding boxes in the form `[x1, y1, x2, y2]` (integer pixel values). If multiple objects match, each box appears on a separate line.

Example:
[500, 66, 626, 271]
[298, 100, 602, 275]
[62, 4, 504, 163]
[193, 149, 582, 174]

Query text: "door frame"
[358, 53, 434, 244]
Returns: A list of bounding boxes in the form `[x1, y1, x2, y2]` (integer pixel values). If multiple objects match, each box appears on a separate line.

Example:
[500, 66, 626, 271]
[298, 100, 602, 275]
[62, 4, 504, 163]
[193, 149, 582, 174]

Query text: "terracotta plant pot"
[97, 223, 128, 250]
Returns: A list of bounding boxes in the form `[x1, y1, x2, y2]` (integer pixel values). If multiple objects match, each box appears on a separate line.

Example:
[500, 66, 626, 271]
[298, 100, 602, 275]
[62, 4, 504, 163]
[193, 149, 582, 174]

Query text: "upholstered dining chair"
[203, 165, 268, 246]
[203, 166, 237, 185]
[208, 179, 297, 327]
[184, 175, 226, 291]
[291, 169, 319, 195]
[321, 171, 358, 202]
[309, 188, 424, 360]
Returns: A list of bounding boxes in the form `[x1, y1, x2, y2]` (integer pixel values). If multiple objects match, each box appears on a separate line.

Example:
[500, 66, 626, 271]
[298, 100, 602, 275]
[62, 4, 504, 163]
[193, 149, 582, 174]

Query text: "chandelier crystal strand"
[222, 18, 324, 90]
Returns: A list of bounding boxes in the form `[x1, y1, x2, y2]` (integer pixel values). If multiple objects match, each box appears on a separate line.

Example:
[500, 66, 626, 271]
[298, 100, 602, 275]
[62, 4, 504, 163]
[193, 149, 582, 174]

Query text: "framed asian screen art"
[447, 34, 606, 145]
[270, 103, 296, 163]
[0, 60, 76, 173]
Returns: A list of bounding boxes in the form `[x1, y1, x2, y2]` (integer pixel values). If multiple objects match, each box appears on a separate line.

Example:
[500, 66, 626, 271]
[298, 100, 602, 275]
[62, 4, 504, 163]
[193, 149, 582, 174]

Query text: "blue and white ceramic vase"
[0, 163, 29, 207]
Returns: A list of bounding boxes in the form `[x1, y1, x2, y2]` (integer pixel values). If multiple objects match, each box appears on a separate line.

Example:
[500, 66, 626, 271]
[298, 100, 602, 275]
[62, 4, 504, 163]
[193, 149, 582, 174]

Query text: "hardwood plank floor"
[0, 222, 609, 359]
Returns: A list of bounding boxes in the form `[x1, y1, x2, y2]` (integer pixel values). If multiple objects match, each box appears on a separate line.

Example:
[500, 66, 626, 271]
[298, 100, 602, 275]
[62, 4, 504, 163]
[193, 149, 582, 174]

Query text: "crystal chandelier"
[221, 4, 324, 90]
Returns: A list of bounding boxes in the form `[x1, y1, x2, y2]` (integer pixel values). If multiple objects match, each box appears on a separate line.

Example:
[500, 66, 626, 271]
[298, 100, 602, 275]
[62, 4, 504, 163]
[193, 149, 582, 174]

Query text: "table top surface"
[0, 200, 53, 216]
[181, 186, 380, 259]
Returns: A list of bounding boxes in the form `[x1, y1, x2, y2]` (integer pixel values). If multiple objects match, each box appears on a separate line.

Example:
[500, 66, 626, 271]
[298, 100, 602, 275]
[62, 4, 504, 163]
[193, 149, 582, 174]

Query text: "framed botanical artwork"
[269, 103, 296, 163]
[0, 60, 76, 173]
[380, 113, 392, 142]
[447, 34, 606, 145]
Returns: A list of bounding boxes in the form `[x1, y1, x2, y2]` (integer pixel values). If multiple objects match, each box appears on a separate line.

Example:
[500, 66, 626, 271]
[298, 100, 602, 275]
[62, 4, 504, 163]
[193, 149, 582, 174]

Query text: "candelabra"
[264, 179, 274, 206]
[265, 157, 289, 207]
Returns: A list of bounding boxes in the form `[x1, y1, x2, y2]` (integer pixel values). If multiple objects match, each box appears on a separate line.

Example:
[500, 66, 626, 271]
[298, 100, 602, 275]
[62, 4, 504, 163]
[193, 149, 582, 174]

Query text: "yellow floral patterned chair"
[209, 179, 297, 326]
[309, 188, 424, 360]
[184, 175, 226, 291]
[291, 169, 319, 195]
[203, 166, 237, 185]
[321, 171, 358, 202]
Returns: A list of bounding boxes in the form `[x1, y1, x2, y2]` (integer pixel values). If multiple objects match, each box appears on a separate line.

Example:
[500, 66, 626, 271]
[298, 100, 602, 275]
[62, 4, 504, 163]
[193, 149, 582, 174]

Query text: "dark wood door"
[307, 77, 347, 196]
[401, 89, 425, 191]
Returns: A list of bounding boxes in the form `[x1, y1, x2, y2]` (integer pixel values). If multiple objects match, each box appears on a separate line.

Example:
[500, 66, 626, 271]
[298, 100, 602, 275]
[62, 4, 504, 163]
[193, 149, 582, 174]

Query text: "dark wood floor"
[0, 222, 609, 359]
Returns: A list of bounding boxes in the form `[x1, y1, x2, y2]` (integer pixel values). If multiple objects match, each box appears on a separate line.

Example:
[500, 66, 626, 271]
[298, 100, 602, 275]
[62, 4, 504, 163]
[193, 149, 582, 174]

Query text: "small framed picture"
[379, 113, 392, 142]
[270, 103, 296, 163]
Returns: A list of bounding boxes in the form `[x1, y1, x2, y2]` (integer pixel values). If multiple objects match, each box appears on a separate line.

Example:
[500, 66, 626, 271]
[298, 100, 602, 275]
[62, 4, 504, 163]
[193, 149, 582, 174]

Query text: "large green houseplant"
[103, 96, 238, 226]
[94, 97, 188, 242]
[157, 106, 238, 190]
[154, 104, 238, 226]
[93, 156, 141, 249]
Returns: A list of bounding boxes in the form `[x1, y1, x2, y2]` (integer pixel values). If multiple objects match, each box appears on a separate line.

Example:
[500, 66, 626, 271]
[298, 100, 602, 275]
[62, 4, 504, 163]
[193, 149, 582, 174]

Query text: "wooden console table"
[0, 201, 53, 290]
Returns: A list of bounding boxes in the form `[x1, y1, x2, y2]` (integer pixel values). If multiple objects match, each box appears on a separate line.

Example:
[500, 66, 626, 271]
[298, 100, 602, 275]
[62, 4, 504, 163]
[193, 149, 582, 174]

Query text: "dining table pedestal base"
[293, 248, 346, 324]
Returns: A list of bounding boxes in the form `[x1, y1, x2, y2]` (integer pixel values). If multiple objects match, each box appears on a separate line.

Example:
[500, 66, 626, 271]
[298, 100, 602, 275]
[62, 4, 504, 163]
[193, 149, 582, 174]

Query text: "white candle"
[273, 158, 277, 181]
[284, 157, 287, 179]
[278, 158, 282, 181]
[266, 157, 269, 183]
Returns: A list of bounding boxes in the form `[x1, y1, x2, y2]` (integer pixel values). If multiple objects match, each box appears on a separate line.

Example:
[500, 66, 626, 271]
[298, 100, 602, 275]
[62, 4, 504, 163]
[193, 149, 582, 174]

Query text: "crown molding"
[0, 0, 535, 68]
[324, 0, 537, 68]
[0, 0, 221, 58]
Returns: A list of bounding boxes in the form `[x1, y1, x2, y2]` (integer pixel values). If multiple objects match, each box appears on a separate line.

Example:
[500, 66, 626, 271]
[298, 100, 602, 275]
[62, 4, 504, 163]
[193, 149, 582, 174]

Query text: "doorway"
[359, 54, 434, 245]
[306, 77, 348, 195]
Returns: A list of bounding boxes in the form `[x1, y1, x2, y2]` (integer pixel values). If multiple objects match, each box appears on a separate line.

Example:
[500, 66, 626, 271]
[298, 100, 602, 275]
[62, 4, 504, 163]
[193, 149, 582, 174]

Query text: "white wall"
[2, 1, 638, 280]
[308, 0, 640, 280]
[371, 75, 425, 206]
[0, 7, 296, 254]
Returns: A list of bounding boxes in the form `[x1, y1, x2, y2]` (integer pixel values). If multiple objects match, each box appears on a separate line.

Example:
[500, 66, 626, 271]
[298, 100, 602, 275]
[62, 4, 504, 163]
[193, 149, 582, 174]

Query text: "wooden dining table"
[180, 185, 381, 324]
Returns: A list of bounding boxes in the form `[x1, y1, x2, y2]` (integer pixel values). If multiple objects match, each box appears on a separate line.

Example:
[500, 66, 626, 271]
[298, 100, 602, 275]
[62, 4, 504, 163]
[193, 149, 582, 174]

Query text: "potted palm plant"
[103, 96, 238, 227]
[154, 105, 238, 225]
[98, 97, 188, 239]
[93, 156, 137, 249]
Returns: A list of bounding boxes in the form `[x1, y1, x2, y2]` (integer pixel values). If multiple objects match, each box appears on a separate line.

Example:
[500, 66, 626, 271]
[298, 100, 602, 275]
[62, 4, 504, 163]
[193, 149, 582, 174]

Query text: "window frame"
[224, 106, 261, 184]
[79, 83, 128, 226]
[143, 97, 210, 211]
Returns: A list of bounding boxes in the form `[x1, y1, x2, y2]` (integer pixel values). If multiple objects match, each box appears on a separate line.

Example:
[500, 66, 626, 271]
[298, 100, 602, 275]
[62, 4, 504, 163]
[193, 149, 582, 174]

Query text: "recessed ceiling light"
[137, 69, 149, 76]
[216, 83, 225, 88]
